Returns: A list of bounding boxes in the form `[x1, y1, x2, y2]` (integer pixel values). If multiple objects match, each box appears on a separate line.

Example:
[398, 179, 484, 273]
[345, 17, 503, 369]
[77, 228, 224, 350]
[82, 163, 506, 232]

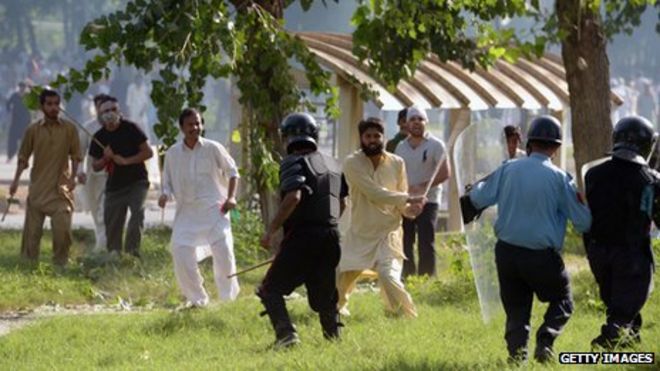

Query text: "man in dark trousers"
[466, 115, 591, 363]
[89, 96, 153, 257]
[585, 115, 659, 350]
[258, 112, 342, 349]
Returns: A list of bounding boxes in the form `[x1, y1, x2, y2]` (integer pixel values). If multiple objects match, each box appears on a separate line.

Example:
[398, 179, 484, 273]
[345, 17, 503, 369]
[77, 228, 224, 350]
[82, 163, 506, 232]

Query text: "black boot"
[319, 310, 342, 340]
[258, 291, 300, 349]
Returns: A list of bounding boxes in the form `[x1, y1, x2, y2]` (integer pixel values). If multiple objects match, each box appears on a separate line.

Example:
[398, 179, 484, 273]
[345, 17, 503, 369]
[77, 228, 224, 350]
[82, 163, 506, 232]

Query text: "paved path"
[0, 154, 176, 229]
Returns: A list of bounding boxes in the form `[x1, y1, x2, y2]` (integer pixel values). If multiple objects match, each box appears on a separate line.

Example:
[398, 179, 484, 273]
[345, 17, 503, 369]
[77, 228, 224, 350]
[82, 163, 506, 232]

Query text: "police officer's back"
[257, 113, 342, 350]
[468, 115, 591, 363]
[584, 115, 659, 349]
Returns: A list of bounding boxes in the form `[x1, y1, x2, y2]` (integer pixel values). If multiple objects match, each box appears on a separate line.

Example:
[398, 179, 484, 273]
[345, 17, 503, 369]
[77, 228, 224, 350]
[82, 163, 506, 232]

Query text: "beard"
[361, 142, 384, 157]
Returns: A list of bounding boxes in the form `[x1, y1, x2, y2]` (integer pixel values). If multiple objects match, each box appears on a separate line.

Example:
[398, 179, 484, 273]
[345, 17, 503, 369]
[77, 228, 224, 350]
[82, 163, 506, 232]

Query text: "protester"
[385, 108, 409, 153]
[9, 88, 81, 266]
[338, 117, 424, 318]
[89, 96, 153, 257]
[75, 93, 110, 251]
[503, 125, 526, 160]
[395, 106, 450, 277]
[258, 113, 342, 349]
[465, 115, 591, 363]
[6, 81, 31, 162]
[159, 108, 240, 307]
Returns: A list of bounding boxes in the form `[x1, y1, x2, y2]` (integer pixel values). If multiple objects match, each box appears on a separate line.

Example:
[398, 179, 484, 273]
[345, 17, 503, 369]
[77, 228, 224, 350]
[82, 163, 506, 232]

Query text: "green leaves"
[351, 0, 654, 88]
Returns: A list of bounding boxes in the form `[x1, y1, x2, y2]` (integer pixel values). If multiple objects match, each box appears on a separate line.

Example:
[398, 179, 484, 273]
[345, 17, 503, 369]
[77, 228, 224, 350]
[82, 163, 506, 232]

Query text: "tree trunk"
[24, 13, 39, 56]
[556, 0, 612, 191]
[8, 2, 26, 53]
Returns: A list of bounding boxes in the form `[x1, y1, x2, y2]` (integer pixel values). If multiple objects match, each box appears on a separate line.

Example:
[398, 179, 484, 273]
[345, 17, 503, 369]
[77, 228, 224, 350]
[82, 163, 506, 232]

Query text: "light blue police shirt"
[469, 153, 591, 250]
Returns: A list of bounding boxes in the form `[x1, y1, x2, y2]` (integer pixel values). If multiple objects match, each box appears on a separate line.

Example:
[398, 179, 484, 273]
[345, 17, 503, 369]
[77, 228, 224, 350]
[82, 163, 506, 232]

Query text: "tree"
[351, 0, 659, 190]
[42, 0, 339, 223]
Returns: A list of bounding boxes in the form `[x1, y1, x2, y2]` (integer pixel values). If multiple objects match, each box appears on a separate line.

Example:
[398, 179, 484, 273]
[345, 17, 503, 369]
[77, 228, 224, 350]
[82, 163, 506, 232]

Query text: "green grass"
[0, 227, 658, 370]
[0, 204, 268, 311]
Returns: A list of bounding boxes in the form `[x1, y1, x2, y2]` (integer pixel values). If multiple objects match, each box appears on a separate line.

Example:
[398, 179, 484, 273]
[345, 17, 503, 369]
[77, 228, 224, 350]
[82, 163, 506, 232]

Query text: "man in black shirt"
[585, 115, 659, 349]
[89, 96, 153, 257]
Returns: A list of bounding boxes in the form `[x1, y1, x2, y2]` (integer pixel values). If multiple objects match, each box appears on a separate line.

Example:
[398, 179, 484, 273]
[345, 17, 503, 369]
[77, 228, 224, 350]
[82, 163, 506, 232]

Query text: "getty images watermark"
[559, 352, 655, 365]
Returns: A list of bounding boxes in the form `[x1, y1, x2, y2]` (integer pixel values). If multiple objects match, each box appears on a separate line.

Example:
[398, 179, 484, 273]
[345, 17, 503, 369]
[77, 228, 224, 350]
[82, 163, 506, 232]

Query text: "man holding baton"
[258, 113, 342, 349]
[395, 106, 451, 278]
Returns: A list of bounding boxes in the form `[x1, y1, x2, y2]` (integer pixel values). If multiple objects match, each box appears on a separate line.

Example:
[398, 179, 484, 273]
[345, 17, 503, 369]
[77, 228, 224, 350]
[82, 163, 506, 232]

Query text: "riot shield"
[453, 120, 507, 323]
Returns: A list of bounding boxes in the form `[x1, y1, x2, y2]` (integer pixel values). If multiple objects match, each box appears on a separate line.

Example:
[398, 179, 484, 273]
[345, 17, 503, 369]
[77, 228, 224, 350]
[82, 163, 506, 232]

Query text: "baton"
[421, 153, 448, 197]
[1, 197, 16, 222]
[60, 108, 105, 149]
[227, 257, 275, 278]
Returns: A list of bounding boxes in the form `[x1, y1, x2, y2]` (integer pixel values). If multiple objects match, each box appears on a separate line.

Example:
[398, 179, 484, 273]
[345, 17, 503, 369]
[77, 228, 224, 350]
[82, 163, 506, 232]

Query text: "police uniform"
[467, 116, 592, 362]
[584, 116, 658, 349]
[257, 113, 342, 348]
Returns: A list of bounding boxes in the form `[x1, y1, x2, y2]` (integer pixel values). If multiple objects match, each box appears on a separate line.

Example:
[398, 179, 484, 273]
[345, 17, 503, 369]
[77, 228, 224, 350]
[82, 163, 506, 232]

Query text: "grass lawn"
[0, 227, 658, 370]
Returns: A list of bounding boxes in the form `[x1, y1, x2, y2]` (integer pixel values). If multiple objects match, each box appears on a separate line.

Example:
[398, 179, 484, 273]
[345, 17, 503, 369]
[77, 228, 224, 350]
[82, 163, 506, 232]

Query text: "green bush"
[231, 203, 270, 267]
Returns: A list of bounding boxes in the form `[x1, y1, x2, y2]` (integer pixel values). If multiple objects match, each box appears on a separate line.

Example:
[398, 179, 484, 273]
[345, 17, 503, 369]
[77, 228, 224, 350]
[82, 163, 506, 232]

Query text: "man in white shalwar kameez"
[75, 94, 109, 251]
[338, 118, 424, 318]
[159, 108, 240, 307]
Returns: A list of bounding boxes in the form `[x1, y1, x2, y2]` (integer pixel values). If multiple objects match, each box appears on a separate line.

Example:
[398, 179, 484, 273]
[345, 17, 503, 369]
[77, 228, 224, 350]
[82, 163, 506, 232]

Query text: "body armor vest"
[280, 151, 341, 230]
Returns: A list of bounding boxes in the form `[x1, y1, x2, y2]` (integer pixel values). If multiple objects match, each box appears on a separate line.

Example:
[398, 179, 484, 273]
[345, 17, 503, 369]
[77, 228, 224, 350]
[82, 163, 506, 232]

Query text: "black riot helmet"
[280, 113, 319, 154]
[526, 115, 562, 145]
[612, 115, 657, 165]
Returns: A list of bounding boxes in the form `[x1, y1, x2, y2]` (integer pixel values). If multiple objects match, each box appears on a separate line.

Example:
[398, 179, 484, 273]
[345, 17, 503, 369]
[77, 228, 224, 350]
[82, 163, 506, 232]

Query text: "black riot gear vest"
[585, 157, 660, 264]
[279, 151, 341, 230]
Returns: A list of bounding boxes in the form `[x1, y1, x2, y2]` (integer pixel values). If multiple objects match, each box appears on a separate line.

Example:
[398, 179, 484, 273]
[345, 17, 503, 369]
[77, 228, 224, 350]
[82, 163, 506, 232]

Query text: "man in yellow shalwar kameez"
[338, 117, 425, 318]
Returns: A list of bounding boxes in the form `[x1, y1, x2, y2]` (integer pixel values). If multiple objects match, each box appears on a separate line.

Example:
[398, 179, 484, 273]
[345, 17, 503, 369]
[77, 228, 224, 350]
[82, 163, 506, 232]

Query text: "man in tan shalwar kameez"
[9, 89, 81, 266]
[338, 117, 424, 318]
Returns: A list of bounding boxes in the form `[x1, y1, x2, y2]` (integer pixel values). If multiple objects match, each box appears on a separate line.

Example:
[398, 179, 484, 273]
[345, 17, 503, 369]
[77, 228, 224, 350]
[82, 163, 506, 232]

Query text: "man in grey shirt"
[395, 106, 451, 277]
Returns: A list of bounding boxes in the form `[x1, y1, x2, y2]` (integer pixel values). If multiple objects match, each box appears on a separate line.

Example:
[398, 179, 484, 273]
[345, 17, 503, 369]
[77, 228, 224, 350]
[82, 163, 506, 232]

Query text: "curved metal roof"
[298, 32, 622, 111]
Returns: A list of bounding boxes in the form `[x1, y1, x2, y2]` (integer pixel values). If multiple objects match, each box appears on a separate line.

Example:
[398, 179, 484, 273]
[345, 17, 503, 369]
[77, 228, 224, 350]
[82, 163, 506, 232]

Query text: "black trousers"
[402, 202, 439, 277]
[258, 226, 341, 313]
[104, 180, 149, 255]
[585, 242, 653, 340]
[495, 240, 573, 358]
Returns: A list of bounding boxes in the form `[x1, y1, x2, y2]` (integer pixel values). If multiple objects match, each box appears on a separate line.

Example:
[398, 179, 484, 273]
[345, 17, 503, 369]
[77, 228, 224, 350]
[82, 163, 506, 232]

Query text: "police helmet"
[526, 115, 562, 144]
[280, 113, 319, 154]
[612, 115, 657, 165]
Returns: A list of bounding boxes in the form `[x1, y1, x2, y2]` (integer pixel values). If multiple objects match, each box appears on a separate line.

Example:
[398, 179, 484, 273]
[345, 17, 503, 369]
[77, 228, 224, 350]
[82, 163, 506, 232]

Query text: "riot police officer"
[466, 115, 592, 363]
[584, 115, 659, 349]
[258, 113, 342, 349]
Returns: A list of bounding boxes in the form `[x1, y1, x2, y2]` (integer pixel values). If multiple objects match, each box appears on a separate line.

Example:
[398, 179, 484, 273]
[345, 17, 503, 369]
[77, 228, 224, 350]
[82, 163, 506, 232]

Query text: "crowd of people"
[2, 70, 658, 363]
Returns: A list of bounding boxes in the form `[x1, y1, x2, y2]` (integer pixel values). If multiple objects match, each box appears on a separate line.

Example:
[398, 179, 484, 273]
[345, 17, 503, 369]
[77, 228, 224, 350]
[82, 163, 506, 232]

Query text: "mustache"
[361, 142, 384, 156]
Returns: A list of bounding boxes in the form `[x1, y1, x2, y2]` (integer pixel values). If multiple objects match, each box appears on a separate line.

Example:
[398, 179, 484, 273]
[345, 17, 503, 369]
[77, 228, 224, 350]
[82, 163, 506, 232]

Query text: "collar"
[182, 137, 205, 151]
[529, 152, 550, 161]
[39, 117, 61, 126]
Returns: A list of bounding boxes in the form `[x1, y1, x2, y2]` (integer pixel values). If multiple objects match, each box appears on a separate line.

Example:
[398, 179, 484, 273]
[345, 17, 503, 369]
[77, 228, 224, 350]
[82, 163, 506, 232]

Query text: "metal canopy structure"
[298, 31, 622, 112]
[289, 32, 621, 231]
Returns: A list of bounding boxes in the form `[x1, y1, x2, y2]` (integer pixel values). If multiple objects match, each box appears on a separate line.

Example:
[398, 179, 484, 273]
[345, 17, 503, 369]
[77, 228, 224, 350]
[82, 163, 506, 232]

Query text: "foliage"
[26, 0, 340, 195]
[231, 203, 270, 267]
[351, 0, 659, 88]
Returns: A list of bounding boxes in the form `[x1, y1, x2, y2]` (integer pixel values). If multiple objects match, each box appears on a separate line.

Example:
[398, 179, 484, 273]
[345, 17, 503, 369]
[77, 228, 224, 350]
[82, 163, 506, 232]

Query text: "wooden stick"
[227, 257, 275, 278]
[60, 108, 105, 149]
[1, 197, 16, 222]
